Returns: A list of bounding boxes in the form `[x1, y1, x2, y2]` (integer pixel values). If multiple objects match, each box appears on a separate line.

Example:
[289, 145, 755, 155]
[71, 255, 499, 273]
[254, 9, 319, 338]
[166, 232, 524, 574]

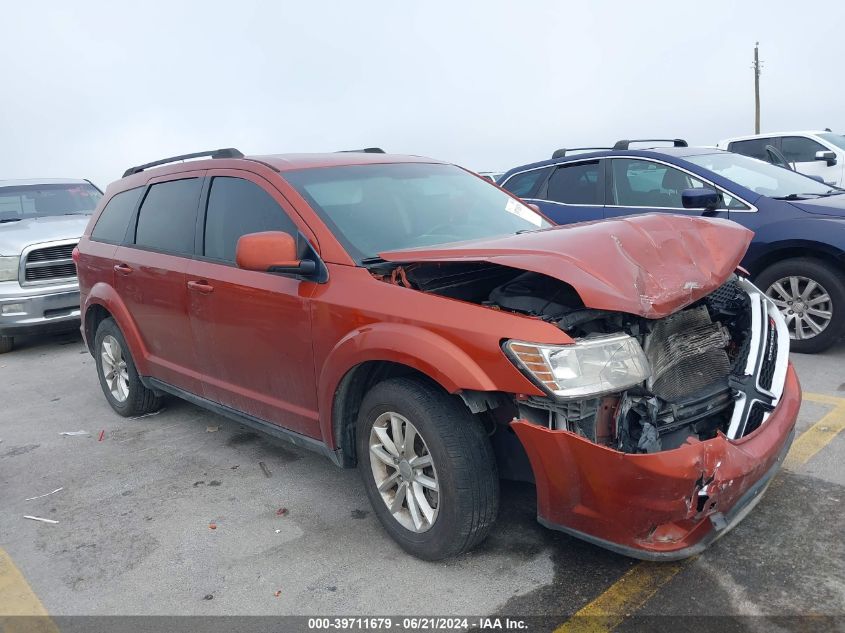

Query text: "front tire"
[356, 377, 498, 560]
[94, 318, 163, 416]
[0, 336, 13, 354]
[757, 258, 845, 354]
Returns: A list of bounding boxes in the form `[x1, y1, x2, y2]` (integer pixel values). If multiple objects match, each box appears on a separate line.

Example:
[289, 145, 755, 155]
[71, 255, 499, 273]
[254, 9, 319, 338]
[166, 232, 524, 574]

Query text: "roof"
[719, 130, 833, 144]
[251, 152, 442, 172]
[501, 146, 727, 176]
[0, 178, 91, 188]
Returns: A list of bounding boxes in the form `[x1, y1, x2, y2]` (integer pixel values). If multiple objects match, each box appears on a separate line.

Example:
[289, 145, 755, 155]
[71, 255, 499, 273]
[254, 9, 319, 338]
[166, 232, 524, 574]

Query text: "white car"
[717, 130, 845, 187]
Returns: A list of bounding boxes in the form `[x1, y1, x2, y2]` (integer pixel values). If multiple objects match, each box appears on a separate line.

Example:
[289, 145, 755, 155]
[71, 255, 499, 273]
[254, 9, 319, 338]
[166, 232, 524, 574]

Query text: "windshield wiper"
[772, 193, 821, 200]
[361, 256, 386, 266]
[0, 218, 21, 224]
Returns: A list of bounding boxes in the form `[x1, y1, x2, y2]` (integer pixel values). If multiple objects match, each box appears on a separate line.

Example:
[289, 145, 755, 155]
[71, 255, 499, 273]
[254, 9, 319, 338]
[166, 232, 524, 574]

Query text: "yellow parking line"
[554, 391, 845, 633]
[0, 548, 59, 633]
[553, 562, 685, 633]
[784, 400, 845, 470]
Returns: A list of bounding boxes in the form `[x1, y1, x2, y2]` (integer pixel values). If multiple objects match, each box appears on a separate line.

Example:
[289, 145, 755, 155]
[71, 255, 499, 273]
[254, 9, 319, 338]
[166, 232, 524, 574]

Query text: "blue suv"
[498, 139, 845, 353]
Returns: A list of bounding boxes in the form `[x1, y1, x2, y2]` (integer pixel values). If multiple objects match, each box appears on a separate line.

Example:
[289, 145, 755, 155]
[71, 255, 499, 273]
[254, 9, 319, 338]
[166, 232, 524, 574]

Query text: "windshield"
[285, 163, 550, 262]
[0, 183, 101, 223]
[685, 152, 837, 198]
[818, 132, 845, 151]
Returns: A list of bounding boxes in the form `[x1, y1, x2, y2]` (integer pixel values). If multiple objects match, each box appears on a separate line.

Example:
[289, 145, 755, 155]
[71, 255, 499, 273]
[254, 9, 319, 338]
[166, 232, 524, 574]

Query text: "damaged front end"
[373, 216, 799, 558]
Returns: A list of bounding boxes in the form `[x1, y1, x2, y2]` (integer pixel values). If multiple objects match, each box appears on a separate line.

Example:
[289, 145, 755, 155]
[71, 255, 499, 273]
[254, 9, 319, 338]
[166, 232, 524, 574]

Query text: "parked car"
[499, 140, 845, 353]
[717, 131, 845, 186]
[76, 148, 799, 561]
[0, 178, 102, 353]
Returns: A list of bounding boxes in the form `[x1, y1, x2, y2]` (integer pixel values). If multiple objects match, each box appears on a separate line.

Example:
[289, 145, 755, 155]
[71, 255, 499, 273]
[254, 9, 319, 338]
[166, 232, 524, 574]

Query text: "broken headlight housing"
[506, 334, 651, 399]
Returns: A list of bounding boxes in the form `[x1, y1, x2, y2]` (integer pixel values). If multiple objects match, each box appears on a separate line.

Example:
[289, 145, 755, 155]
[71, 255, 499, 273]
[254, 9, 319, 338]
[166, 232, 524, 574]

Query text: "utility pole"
[753, 42, 761, 134]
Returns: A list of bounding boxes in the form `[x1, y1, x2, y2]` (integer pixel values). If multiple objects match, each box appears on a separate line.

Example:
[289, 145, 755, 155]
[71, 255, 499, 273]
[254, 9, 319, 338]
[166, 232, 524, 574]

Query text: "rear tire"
[356, 377, 498, 560]
[756, 258, 845, 354]
[94, 318, 163, 416]
[0, 336, 13, 354]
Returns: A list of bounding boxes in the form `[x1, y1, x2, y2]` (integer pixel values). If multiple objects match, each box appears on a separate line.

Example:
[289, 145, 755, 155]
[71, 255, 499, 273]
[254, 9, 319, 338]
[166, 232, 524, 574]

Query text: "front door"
[113, 174, 205, 395]
[186, 171, 320, 437]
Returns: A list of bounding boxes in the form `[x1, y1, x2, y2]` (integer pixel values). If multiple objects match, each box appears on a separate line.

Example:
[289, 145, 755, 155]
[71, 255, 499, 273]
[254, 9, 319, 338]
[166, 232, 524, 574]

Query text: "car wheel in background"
[356, 377, 499, 560]
[94, 317, 163, 416]
[0, 336, 13, 353]
[757, 258, 845, 353]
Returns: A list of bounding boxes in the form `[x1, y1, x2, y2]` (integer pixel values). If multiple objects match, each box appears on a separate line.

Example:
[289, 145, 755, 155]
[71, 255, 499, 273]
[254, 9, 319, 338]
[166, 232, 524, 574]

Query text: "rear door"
[113, 173, 205, 395]
[603, 158, 731, 220]
[529, 160, 604, 225]
[186, 170, 320, 437]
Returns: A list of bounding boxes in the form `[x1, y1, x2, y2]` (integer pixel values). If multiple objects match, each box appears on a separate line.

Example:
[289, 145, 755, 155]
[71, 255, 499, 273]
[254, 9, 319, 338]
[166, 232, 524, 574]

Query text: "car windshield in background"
[818, 132, 845, 151]
[0, 183, 101, 223]
[686, 153, 837, 199]
[285, 163, 550, 262]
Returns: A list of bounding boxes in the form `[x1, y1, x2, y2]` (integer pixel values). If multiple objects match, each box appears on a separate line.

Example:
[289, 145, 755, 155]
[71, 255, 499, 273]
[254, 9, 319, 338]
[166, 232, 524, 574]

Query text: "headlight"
[505, 334, 651, 399]
[0, 256, 19, 282]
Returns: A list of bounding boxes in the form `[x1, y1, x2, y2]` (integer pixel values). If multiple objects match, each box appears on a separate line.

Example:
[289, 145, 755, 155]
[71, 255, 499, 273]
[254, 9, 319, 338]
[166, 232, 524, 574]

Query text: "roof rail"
[336, 147, 386, 154]
[612, 139, 688, 150]
[122, 148, 244, 178]
[551, 147, 612, 159]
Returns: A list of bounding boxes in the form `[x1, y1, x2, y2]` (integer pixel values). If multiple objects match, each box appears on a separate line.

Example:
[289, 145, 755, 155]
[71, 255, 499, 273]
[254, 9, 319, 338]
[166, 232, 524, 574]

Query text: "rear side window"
[728, 138, 775, 161]
[545, 161, 601, 205]
[501, 168, 550, 198]
[91, 187, 143, 243]
[203, 177, 297, 262]
[134, 179, 202, 255]
[781, 136, 827, 163]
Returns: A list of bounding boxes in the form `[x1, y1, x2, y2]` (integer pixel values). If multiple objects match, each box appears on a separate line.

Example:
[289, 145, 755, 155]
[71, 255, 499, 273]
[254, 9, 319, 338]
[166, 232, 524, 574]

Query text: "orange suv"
[76, 148, 800, 560]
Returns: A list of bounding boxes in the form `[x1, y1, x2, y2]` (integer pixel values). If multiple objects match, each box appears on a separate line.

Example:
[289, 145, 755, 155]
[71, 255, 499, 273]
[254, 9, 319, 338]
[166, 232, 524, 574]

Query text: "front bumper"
[512, 362, 801, 560]
[0, 280, 81, 336]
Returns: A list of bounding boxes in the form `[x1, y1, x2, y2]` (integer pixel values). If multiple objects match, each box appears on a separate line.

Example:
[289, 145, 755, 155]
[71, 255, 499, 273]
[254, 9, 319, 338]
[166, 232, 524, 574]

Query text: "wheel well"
[748, 247, 845, 278]
[332, 361, 440, 468]
[84, 304, 112, 353]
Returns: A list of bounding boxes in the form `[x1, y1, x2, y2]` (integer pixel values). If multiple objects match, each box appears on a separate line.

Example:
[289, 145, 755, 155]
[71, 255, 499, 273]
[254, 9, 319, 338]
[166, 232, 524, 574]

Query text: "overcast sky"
[3, 1, 843, 187]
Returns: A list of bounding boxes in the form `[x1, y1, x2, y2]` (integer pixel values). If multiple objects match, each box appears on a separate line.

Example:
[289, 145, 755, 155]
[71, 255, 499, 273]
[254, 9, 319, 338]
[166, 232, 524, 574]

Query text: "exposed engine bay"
[370, 261, 789, 454]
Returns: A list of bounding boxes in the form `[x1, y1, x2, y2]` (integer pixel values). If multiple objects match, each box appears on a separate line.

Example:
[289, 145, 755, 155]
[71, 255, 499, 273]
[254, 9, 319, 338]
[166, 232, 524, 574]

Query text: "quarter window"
[203, 177, 297, 262]
[134, 179, 202, 255]
[781, 136, 828, 163]
[545, 162, 601, 205]
[91, 187, 143, 244]
[501, 168, 551, 198]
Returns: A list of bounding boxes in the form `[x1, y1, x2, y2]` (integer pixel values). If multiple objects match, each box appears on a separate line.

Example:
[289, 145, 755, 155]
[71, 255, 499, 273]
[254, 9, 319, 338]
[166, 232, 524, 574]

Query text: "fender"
[317, 322, 499, 447]
[83, 282, 150, 375]
[743, 216, 845, 274]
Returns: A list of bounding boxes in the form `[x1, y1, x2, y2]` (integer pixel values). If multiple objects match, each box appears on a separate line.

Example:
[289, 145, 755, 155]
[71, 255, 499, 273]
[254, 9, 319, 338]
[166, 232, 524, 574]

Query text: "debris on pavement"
[209, 522, 217, 530]
[59, 430, 89, 436]
[24, 516, 59, 524]
[276, 507, 288, 517]
[98, 429, 105, 441]
[25, 487, 63, 501]
[274, 590, 282, 598]
[206, 425, 220, 433]
[275, 529, 281, 534]
[203, 594, 214, 601]
[129, 409, 164, 420]
[259, 461, 272, 478]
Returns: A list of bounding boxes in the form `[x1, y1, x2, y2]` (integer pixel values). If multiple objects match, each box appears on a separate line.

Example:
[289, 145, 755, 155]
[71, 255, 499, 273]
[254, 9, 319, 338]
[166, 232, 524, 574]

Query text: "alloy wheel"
[369, 411, 440, 533]
[766, 275, 833, 341]
[100, 334, 130, 402]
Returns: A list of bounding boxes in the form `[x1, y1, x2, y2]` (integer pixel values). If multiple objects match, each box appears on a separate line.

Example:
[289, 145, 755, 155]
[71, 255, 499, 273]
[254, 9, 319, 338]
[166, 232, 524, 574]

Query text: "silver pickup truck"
[0, 179, 102, 353]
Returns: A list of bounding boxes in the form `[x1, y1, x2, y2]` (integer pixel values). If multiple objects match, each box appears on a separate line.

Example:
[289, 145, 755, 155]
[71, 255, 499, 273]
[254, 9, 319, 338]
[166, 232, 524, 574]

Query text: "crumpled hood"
[0, 215, 90, 256]
[788, 194, 845, 218]
[379, 214, 753, 319]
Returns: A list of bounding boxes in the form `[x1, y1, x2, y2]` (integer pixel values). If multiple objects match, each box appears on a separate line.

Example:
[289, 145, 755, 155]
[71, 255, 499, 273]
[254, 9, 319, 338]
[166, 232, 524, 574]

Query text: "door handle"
[113, 263, 133, 275]
[187, 279, 214, 294]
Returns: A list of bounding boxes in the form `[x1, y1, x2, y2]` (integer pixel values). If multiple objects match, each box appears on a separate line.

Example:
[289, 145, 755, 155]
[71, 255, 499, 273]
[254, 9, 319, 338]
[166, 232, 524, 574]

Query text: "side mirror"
[815, 150, 837, 166]
[235, 231, 316, 276]
[682, 188, 721, 212]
